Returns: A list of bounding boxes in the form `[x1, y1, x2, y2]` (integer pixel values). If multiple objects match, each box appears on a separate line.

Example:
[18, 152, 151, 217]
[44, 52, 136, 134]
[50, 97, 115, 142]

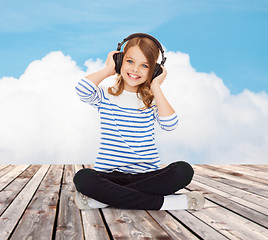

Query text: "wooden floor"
[0, 164, 267, 240]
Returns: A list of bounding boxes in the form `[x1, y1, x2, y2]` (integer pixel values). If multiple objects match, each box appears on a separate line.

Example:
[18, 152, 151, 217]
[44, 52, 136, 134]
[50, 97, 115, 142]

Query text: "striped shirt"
[75, 78, 178, 174]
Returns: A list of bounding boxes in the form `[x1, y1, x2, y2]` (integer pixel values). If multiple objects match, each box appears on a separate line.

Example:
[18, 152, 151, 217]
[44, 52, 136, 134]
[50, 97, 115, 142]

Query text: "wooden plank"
[73, 165, 110, 240]
[240, 164, 268, 171]
[237, 164, 268, 172]
[0, 164, 266, 239]
[0, 165, 50, 240]
[229, 164, 268, 177]
[10, 165, 64, 240]
[192, 199, 268, 240]
[82, 210, 110, 240]
[55, 165, 84, 240]
[212, 165, 268, 181]
[193, 165, 268, 198]
[0, 165, 9, 171]
[198, 164, 268, 186]
[147, 210, 199, 239]
[0, 165, 15, 178]
[169, 210, 227, 240]
[193, 173, 268, 210]
[254, 165, 268, 169]
[74, 164, 83, 174]
[195, 165, 268, 191]
[187, 181, 268, 229]
[84, 164, 93, 169]
[0, 165, 41, 215]
[189, 179, 268, 216]
[0, 165, 29, 190]
[102, 208, 171, 239]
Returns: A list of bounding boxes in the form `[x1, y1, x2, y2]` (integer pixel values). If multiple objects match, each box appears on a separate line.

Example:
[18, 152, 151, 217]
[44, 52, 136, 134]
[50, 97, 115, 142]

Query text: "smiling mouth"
[128, 73, 141, 80]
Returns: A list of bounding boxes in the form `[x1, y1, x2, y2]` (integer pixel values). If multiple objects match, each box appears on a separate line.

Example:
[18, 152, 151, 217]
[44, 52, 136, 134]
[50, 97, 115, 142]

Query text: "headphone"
[113, 33, 166, 80]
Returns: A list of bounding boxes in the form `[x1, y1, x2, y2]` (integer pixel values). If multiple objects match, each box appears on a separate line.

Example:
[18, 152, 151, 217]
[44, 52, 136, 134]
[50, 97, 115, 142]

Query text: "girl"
[73, 33, 204, 210]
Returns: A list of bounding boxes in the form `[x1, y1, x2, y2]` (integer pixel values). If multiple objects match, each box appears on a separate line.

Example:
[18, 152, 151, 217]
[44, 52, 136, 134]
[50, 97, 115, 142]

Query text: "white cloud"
[0, 50, 267, 165]
[157, 51, 268, 164]
[0, 51, 101, 164]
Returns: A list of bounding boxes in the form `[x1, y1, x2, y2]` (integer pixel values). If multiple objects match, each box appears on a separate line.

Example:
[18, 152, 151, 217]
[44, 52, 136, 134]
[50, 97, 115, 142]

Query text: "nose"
[133, 64, 139, 72]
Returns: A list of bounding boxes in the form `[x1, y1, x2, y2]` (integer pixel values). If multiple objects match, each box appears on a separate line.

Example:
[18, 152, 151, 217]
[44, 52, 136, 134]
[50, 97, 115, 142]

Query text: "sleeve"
[75, 78, 103, 108]
[154, 108, 179, 131]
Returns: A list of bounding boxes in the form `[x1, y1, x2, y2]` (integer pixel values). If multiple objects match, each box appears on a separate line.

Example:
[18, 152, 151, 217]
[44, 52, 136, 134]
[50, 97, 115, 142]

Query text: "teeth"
[128, 73, 140, 79]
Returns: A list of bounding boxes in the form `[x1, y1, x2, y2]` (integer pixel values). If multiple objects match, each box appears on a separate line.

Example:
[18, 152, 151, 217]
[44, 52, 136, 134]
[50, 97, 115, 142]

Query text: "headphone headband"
[116, 33, 166, 65]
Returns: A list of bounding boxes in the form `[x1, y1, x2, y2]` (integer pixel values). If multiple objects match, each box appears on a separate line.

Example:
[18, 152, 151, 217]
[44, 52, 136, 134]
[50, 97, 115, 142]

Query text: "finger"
[106, 51, 119, 63]
[160, 66, 167, 76]
[109, 50, 120, 57]
[161, 65, 166, 72]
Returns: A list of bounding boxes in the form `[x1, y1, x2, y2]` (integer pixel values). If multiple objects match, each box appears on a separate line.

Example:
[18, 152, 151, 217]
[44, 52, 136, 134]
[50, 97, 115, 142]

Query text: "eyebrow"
[125, 56, 149, 64]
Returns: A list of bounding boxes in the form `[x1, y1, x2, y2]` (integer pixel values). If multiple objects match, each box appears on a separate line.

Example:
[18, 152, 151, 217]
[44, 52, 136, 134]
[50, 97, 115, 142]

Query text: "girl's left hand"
[151, 65, 167, 87]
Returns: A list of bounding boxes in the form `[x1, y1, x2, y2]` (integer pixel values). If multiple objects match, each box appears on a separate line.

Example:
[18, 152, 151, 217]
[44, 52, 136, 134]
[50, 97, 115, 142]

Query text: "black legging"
[73, 161, 194, 210]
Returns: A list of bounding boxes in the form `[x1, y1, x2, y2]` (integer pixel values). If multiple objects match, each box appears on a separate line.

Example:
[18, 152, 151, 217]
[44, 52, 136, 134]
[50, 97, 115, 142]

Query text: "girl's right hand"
[105, 51, 119, 76]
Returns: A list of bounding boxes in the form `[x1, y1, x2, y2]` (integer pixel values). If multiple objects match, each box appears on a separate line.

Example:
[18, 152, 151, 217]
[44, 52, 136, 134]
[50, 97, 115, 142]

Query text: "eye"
[127, 60, 133, 64]
[142, 64, 149, 68]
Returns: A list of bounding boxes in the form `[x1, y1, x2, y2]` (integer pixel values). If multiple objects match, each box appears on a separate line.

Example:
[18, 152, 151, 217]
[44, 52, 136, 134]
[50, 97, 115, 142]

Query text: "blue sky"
[0, 0, 267, 94]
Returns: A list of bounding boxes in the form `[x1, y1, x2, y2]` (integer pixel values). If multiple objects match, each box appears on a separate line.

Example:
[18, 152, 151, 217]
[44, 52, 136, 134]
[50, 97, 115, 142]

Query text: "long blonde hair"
[108, 37, 160, 109]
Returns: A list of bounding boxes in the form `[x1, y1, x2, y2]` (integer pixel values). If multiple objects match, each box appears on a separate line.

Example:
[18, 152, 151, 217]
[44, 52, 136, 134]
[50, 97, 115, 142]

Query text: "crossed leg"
[73, 161, 194, 210]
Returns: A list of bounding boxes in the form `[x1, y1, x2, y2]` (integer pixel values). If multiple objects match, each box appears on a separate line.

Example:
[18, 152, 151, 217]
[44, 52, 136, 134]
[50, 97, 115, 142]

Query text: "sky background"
[0, 0, 268, 165]
[1, 0, 268, 94]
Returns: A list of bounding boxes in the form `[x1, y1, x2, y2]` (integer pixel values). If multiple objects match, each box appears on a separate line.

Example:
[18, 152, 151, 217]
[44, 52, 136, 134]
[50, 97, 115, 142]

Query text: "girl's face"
[121, 46, 150, 92]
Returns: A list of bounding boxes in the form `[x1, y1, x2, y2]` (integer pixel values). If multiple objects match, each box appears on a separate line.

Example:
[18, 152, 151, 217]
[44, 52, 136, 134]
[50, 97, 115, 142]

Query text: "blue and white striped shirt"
[76, 78, 178, 174]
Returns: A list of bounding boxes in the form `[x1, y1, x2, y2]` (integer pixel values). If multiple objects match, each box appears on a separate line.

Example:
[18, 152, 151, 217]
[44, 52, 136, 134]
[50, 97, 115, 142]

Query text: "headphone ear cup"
[152, 63, 163, 80]
[113, 52, 123, 74]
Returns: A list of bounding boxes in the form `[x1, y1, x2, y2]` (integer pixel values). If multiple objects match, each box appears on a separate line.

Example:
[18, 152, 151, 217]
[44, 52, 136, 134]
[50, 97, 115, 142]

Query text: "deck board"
[193, 165, 268, 198]
[55, 165, 84, 240]
[0, 164, 267, 240]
